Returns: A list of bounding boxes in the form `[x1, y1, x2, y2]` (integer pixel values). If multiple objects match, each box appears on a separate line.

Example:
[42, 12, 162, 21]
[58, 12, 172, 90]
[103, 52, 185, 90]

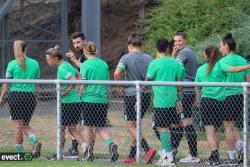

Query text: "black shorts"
[223, 94, 243, 122]
[82, 102, 108, 127]
[200, 98, 223, 128]
[181, 90, 195, 119]
[61, 103, 81, 126]
[124, 92, 151, 121]
[153, 107, 180, 128]
[8, 92, 36, 122]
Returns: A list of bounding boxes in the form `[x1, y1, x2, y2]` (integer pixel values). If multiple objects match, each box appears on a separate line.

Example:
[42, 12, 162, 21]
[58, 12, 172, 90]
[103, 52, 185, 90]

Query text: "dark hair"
[127, 32, 142, 47]
[71, 32, 86, 41]
[46, 45, 63, 60]
[205, 45, 220, 75]
[222, 33, 236, 52]
[169, 39, 175, 54]
[174, 31, 187, 39]
[156, 38, 170, 53]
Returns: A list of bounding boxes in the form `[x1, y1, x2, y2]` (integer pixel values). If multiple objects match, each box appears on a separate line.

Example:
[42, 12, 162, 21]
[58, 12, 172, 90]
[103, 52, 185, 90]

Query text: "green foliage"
[142, 0, 250, 61]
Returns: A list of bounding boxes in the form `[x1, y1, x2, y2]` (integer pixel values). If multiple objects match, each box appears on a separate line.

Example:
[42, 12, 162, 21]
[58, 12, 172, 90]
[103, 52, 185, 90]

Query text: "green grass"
[0, 160, 157, 167]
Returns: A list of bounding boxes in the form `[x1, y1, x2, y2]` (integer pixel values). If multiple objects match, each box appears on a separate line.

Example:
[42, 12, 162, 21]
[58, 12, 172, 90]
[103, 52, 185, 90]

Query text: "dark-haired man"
[146, 38, 184, 166]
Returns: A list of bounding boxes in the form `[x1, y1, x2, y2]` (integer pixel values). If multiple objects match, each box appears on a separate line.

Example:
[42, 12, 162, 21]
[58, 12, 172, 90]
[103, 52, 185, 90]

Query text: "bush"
[142, 0, 250, 60]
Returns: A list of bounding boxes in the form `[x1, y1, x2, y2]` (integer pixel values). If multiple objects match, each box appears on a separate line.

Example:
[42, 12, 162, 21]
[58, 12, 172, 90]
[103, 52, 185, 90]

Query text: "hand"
[119, 88, 125, 97]
[176, 101, 183, 114]
[69, 53, 77, 62]
[171, 46, 179, 57]
[0, 97, 5, 108]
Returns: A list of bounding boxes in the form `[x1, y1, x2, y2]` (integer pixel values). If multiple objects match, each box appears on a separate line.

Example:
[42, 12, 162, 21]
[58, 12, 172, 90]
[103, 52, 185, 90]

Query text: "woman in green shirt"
[0, 40, 41, 158]
[195, 45, 250, 166]
[219, 33, 249, 164]
[80, 41, 119, 162]
[46, 45, 88, 159]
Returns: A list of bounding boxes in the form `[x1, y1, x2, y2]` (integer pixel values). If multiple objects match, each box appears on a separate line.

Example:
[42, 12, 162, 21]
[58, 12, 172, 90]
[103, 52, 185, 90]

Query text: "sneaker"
[80, 146, 94, 161]
[47, 153, 63, 161]
[223, 158, 238, 166]
[63, 148, 78, 159]
[123, 157, 136, 164]
[160, 158, 176, 167]
[206, 160, 223, 167]
[156, 153, 167, 166]
[179, 155, 200, 163]
[32, 141, 42, 158]
[109, 144, 119, 162]
[172, 150, 178, 162]
[238, 147, 243, 164]
[87, 146, 95, 161]
[145, 147, 156, 164]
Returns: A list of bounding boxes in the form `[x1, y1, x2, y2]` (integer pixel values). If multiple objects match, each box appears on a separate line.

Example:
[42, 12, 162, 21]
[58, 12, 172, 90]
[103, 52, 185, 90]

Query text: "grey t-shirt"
[176, 47, 197, 90]
[117, 52, 152, 96]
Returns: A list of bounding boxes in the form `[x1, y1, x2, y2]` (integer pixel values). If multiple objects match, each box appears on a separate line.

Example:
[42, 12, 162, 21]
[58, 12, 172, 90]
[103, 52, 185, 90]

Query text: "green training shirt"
[57, 61, 80, 103]
[6, 57, 40, 92]
[219, 54, 249, 97]
[195, 62, 226, 101]
[147, 56, 185, 108]
[80, 57, 109, 104]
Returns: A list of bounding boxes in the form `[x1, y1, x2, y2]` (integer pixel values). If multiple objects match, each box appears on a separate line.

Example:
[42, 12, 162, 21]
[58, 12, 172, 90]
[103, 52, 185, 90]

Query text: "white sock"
[166, 152, 173, 161]
[235, 140, 243, 151]
[228, 150, 236, 160]
[80, 143, 88, 153]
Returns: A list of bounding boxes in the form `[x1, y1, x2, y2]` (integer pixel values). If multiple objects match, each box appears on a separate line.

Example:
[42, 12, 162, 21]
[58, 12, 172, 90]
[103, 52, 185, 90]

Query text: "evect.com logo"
[0, 153, 32, 161]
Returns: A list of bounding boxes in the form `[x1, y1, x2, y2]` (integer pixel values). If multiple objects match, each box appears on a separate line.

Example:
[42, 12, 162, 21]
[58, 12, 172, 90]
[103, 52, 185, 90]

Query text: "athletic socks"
[184, 125, 198, 157]
[153, 126, 161, 141]
[15, 144, 24, 152]
[72, 139, 78, 151]
[160, 131, 171, 152]
[105, 138, 113, 146]
[28, 134, 37, 145]
[228, 150, 237, 160]
[235, 140, 243, 151]
[80, 143, 88, 153]
[170, 126, 183, 150]
[128, 146, 136, 158]
[141, 138, 150, 152]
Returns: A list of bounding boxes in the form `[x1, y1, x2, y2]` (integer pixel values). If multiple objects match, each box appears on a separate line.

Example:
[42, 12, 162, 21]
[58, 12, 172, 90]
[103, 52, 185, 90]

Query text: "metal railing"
[0, 79, 249, 166]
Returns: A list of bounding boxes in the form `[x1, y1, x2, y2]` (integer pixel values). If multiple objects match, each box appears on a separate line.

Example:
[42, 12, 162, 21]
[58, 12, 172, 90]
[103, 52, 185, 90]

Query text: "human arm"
[227, 64, 250, 72]
[69, 53, 82, 68]
[114, 68, 124, 80]
[0, 83, 9, 107]
[61, 76, 77, 96]
[194, 86, 201, 107]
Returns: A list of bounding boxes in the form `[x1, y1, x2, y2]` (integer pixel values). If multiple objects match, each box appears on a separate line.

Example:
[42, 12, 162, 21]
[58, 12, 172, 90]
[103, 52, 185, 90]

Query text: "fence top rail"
[0, 79, 249, 87]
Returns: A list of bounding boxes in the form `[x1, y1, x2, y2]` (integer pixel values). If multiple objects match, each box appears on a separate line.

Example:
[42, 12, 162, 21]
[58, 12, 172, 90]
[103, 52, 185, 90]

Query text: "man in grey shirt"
[171, 31, 200, 163]
[114, 33, 156, 164]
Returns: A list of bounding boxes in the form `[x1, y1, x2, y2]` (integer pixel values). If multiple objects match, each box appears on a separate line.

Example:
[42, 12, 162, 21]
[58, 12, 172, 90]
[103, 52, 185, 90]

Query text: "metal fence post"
[56, 81, 62, 160]
[136, 81, 142, 164]
[243, 85, 249, 167]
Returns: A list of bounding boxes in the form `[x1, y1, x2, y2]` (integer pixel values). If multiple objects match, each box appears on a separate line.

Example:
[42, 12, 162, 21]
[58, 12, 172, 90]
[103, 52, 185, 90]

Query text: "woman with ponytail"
[0, 40, 42, 158]
[195, 44, 250, 166]
[46, 45, 88, 160]
[80, 41, 119, 162]
[218, 33, 250, 165]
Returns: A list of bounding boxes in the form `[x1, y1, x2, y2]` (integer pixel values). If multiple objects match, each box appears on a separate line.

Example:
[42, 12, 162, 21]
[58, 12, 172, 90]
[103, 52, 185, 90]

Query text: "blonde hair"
[46, 45, 62, 60]
[83, 41, 96, 54]
[14, 40, 26, 70]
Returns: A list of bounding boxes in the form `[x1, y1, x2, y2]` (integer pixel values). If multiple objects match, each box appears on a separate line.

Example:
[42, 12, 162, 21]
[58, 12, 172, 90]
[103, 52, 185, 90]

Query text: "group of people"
[0, 31, 249, 167]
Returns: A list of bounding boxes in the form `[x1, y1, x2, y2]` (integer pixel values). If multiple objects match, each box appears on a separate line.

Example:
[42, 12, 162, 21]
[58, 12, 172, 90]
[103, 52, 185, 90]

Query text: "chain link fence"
[0, 80, 249, 166]
[0, 0, 66, 79]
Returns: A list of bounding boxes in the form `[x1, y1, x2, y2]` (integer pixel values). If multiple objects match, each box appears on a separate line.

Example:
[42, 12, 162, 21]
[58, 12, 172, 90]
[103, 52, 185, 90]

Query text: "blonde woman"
[0, 40, 41, 158]
[46, 45, 88, 159]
